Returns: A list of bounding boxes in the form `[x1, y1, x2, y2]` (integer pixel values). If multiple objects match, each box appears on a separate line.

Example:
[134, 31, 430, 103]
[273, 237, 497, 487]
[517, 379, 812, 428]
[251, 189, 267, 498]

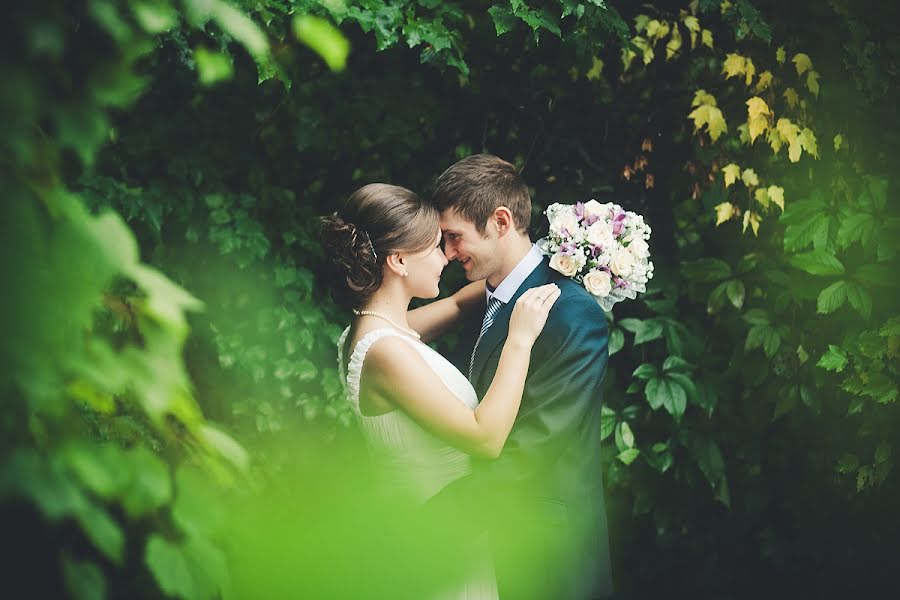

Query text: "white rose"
[609, 248, 635, 277]
[583, 270, 612, 297]
[550, 211, 580, 238]
[627, 236, 649, 258]
[586, 220, 614, 247]
[549, 252, 580, 277]
[583, 199, 610, 221]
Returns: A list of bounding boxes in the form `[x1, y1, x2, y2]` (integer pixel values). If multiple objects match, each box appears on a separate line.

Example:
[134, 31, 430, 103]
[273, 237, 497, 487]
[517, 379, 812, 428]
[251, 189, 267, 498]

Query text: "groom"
[430, 154, 614, 599]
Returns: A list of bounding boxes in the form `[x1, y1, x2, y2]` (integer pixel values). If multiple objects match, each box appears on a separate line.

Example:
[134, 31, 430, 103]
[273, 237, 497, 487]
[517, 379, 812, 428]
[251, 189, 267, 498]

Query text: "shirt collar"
[486, 244, 544, 304]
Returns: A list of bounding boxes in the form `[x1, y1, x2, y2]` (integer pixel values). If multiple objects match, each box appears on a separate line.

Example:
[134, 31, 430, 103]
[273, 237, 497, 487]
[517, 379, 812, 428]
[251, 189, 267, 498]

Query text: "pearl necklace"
[353, 309, 421, 339]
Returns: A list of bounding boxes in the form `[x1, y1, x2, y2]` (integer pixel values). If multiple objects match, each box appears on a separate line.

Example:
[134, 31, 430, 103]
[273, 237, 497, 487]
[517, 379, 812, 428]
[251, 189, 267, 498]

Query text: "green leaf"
[620, 422, 635, 448]
[74, 501, 124, 564]
[836, 212, 876, 250]
[208, 0, 269, 58]
[132, 1, 178, 33]
[817, 281, 847, 314]
[62, 444, 129, 500]
[681, 258, 732, 282]
[726, 279, 745, 309]
[293, 15, 350, 72]
[692, 438, 725, 488]
[662, 356, 693, 373]
[487, 6, 516, 35]
[194, 47, 233, 85]
[121, 445, 171, 518]
[854, 263, 897, 288]
[845, 282, 872, 319]
[62, 555, 106, 600]
[646, 376, 687, 420]
[617, 448, 640, 465]
[816, 345, 848, 372]
[875, 442, 891, 464]
[608, 328, 624, 356]
[632, 363, 658, 379]
[789, 250, 845, 276]
[600, 406, 616, 441]
[634, 319, 664, 345]
[742, 309, 770, 326]
[836, 454, 859, 474]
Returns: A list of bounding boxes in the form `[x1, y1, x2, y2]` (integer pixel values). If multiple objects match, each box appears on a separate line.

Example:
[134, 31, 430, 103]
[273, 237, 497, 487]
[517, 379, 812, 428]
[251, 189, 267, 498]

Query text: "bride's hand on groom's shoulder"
[508, 284, 561, 348]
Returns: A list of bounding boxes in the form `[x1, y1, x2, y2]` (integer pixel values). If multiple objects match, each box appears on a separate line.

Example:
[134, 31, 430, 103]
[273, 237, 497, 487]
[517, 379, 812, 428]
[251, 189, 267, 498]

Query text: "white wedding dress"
[338, 326, 498, 600]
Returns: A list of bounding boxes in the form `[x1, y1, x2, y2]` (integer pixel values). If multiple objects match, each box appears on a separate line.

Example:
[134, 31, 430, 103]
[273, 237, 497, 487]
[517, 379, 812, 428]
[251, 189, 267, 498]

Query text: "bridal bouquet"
[536, 200, 654, 311]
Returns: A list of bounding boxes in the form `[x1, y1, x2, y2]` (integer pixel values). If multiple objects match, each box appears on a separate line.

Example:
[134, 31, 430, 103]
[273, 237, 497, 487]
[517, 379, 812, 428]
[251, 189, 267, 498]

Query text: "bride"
[321, 183, 559, 598]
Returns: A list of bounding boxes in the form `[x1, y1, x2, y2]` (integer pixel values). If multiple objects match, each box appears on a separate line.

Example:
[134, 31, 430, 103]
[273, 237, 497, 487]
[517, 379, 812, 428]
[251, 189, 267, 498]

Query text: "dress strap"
[341, 328, 418, 416]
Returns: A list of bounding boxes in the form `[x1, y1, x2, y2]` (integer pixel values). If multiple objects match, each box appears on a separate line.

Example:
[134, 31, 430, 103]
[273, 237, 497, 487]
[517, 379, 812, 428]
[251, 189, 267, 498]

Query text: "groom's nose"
[442, 244, 457, 261]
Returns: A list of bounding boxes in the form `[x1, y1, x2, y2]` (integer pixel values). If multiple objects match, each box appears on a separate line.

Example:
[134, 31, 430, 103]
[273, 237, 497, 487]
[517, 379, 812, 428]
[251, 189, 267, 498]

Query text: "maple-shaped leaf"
[788, 139, 803, 162]
[743, 210, 761, 236]
[767, 128, 783, 154]
[784, 87, 800, 109]
[622, 47, 637, 71]
[723, 163, 741, 188]
[754, 71, 774, 93]
[755, 188, 770, 209]
[635, 14, 650, 32]
[746, 97, 770, 120]
[737, 122, 751, 144]
[799, 127, 819, 158]
[833, 134, 843, 151]
[633, 36, 654, 64]
[743, 57, 756, 86]
[723, 53, 745, 79]
[692, 89, 717, 107]
[767, 186, 785, 211]
[742, 168, 760, 188]
[715, 202, 737, 226]
[666, 25, 682, 60]
[702, 29, 713, 49]
[683, 15, 700, 32]
[586, 57, 604, 80]
[776, 118, 801, 144]
[807, 71, 820, 96]
[776, 46, 786, 64]
[688, 104, 728, 141]
[748, 116, 768, 142]
[792, 53, 813, 76]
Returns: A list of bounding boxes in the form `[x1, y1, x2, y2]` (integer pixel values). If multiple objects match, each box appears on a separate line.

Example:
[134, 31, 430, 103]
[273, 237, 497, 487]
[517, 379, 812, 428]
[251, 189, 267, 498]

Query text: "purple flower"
[614, 276, 628, 289]
[588, 244, 603, 258]
[559, 242, 577, 255]
[575, 202, 585, 221]
[612, 211, 627, 236]
[583, 213, 600, 226]
[560, 227, 571, 239]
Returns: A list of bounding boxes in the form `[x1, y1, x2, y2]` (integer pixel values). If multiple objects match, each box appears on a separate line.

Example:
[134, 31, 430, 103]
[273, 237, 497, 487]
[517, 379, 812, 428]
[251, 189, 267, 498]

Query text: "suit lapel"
[470, 258, 553, 388]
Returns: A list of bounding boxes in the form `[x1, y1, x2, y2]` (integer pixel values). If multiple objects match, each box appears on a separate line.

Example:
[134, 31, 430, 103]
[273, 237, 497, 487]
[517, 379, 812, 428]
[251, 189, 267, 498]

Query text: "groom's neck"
[487, 234, 533, 289]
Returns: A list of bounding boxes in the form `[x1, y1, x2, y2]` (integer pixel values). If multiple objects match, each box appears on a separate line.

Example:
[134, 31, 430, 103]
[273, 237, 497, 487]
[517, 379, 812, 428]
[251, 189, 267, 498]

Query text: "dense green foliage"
[3, 0, 898, 598]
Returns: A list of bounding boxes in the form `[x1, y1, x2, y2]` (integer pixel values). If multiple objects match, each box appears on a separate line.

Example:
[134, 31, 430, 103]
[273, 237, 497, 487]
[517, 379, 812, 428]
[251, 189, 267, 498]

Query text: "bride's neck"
[358, 286, 411, 324]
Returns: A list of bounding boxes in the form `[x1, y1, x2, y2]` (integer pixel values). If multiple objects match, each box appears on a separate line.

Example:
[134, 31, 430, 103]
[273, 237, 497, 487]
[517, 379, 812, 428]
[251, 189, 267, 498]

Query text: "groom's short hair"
[431, 154, 531, 234]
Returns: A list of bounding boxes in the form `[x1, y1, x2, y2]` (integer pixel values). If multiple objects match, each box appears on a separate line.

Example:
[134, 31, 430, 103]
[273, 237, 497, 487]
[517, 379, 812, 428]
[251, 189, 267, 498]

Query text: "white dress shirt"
[486, 243, 544, 304]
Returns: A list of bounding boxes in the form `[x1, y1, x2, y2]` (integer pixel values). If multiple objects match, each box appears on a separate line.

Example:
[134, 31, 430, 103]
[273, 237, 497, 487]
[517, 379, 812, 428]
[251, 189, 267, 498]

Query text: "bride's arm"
[362, 285, 560, 458]
[407, 280, 486, 343]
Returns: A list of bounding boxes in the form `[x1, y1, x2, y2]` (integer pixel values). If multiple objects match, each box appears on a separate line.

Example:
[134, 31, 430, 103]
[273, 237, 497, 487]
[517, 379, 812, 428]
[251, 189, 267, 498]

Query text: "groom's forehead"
[439, 209, 474, 230]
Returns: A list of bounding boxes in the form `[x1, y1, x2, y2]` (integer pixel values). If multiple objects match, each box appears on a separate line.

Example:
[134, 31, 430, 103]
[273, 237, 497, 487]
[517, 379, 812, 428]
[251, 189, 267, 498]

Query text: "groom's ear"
[492, 206, 514, 237]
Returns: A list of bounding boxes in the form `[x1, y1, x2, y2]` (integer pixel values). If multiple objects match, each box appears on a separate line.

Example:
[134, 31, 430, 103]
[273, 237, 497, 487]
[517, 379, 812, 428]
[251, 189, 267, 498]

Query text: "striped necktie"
[469, 296, 504, 382]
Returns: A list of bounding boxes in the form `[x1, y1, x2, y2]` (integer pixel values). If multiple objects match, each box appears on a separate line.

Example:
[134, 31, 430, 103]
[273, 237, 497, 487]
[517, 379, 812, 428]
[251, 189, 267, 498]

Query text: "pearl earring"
[402, 271, 409, 277]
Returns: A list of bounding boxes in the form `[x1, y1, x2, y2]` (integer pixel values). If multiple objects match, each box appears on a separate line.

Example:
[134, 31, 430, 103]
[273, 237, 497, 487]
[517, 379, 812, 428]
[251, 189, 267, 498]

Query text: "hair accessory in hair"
[363, 230, 378, 260]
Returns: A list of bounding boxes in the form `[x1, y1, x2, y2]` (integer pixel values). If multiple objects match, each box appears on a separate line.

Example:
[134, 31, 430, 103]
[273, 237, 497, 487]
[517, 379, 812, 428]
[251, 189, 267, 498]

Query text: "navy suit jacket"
[437, 257, 614, 599]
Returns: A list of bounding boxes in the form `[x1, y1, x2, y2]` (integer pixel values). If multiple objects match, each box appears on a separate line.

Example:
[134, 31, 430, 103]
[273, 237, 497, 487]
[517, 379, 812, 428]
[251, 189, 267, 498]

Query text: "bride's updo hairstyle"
[321, 183, 439, 310]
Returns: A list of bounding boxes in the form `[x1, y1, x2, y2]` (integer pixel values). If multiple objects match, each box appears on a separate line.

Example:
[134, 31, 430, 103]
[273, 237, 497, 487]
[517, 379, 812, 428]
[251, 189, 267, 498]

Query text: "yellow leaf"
[723, 163, 741, 188]
[799, 127, 819, 158]
[834, 134, 843, 151]
[767, 128, 783, 154]
[788, 139, 803, 162]
[723, 53, 745, 79]
[633, 36, 654, 64]
[784, 87, 800, 109]
[807, 70, 820, 96]
[767, 186, 785, 211]
[656, 21, 670, 40]
[692, 89, 717, 107]
[754, 70, 774, 93]
[666, 25, 683, 60]
[702, 29, 714, 49]
[568, 66, 579, 81]
[586, 57, 604, 80]
[776, 118, 801, 145]
[645, 19, 661, 39]
[742, 168, 759, 188]
[683, 15, 700, 32]
[688, 104, 728, 141]
[622, 48, 637, 71]
[776, 46, 786, 64]
[754, 188, 770, 209]
[715, 202, 737, 225]
[743, 57, 756, 86]
[748, 116, 768, 142]
[635, 14, 650, 32]
[793, 53, 813, 76]
[737, 123, 751, 144]
[743, 210, 761, 236]
[746, 96, 771, 121]
[721, 1, 733, 14]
